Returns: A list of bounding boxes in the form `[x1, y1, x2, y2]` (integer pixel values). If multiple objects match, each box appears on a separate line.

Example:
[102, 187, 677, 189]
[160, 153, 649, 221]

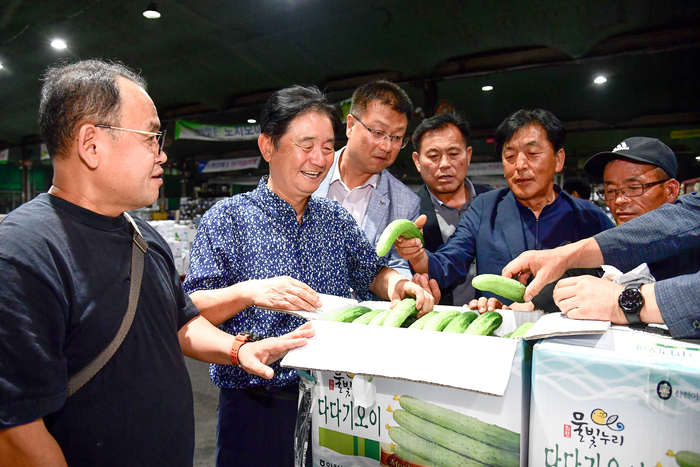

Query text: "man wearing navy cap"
[584, 137, 680, 225]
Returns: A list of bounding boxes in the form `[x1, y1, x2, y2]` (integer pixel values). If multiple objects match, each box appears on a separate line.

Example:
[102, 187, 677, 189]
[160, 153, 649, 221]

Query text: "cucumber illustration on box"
[387, 395, 520, 467]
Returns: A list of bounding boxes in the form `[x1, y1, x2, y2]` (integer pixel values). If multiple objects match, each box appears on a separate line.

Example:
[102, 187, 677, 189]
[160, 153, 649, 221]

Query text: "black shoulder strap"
[66, 212, 148, 397]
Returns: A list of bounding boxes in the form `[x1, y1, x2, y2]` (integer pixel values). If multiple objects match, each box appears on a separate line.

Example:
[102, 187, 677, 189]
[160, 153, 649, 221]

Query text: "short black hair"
[349, 80, 413, 122]
[412, 112, 471, 153]
[260, 85, 340, 149]
[563, 177, 592, 200]
[39, 59, 146, 161]
[495, 109, 565, 157]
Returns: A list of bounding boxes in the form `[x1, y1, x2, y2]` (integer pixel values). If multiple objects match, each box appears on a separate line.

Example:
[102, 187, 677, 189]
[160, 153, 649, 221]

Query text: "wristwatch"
[618, 285, 644, 326]
[230, 330, 262, 367]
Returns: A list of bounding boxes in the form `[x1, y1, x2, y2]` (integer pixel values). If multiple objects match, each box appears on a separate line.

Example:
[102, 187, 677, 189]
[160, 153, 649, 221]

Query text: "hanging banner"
[198, 156, 262, 174]
[40, 144, 50, 161]
[0, 148, 8, 164]
[175, 120, 260, 142]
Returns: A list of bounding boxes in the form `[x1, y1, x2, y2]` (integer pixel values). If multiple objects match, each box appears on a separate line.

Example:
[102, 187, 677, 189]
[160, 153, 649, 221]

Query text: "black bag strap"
[67, 212, 148, 397]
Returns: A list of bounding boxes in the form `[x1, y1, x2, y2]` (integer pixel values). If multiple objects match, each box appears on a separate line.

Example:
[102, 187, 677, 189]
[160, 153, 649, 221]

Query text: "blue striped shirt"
[183, 177, 387, 389]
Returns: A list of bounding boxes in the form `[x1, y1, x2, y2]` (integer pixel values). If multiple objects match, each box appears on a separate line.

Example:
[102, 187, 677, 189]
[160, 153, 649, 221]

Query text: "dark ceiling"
[2, 0, 700, 182]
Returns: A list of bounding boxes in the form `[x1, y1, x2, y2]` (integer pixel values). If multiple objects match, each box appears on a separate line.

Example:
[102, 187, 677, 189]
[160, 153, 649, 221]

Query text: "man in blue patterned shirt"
[183, 85, 434, 467]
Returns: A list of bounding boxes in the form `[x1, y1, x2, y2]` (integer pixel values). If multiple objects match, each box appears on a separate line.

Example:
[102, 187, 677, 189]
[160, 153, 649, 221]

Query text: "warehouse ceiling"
[1, 0, 700, 179]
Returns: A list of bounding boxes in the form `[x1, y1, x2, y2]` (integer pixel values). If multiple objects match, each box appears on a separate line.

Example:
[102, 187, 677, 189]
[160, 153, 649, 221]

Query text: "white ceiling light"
[594, 76, 607, 84]
[247, 119, 257, 124]
[0, 62, 3, 69]
[482, 85, 494, 91]
[51, 39, 67, 49]
[143, 2, 161, 19]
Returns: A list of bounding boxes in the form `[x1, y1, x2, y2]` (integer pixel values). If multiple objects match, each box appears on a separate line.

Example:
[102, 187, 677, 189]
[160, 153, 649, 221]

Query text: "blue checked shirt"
[183, 177, 388, 389]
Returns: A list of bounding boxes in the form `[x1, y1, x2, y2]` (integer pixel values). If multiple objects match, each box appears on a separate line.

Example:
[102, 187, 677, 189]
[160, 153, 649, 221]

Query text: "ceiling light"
[594, 76, 607, 84]
[247, 119, 257, 124]
[0, 62, 3, 69]
[482, 85, 494, 91]
[143, 2, 161, 19]
[51, 39, 67, 49]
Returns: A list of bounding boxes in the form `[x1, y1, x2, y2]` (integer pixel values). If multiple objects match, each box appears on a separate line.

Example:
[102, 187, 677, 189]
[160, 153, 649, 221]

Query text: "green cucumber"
[393, 409, 520, 467]
[408, 310, 438, 330]
[471, 274, 526, 303]
[329, 305, 372, 323]
[388, 426, 484, 467]
[507, 321, 534, 339]
[383, 298, 418, 327]
[675, 451, 700, 467]
[464, 311, 503, 336]
[393, 445, 432, 467]
[442, 311, 479, 333]
[376, 219, 425, 257]
[368, 309, 391, 326]
[352, 309, 384, 325]
[398, 395, 520, 454]
[401, 315, 418, 328]
[423, 309, 461, 332]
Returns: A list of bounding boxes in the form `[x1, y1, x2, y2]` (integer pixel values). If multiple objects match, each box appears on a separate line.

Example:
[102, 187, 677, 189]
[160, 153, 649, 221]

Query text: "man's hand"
[467, 297, 507, 314]
[412, 273, 441, 305]
[249, 276, 322, 313]
[553, 276, 624, 322]
[237, 322, 315, 379]
[394, 215, 429, 274]
[502, 238, 604, 301]
[389, 279, 435, 317]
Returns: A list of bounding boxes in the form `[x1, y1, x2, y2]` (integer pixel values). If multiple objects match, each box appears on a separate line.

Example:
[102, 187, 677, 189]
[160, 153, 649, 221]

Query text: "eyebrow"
[604, 175, 645, 185]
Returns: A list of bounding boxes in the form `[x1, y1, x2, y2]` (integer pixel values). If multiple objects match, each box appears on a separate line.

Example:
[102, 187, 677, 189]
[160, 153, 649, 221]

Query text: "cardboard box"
[529, 327, 700, 466]
[283, 302, 542, 467]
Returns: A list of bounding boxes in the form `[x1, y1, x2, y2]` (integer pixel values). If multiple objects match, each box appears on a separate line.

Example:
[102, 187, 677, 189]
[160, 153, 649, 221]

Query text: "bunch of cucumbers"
[389, 395, 520, 467]
[329, 298, 533, 338]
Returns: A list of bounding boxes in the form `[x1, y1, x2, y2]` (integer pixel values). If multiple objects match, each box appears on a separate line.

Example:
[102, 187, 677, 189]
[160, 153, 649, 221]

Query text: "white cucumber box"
[283, 303, 541, 467]
[529, 327, 700, 466]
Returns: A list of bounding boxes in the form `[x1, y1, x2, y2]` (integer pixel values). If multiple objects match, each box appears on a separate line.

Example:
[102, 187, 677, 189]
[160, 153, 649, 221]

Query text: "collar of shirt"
[254, 175, 315, 224]
[427, 178, 477, 216]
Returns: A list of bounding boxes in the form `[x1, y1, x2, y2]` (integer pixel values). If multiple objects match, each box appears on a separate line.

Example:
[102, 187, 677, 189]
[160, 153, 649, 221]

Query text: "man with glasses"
[315, 80, 420, 278]
[0, 59, 313, 467]
[585, 137, 699, 283]
[501, 137, 700, 338]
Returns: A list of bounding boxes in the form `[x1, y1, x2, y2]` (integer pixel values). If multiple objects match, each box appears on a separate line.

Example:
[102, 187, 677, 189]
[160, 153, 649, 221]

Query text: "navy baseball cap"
[584, 137, 678, 179]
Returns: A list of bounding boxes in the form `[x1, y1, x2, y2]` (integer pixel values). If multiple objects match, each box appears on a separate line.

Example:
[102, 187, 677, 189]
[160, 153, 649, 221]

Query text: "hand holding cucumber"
[392, 215, 430, 274]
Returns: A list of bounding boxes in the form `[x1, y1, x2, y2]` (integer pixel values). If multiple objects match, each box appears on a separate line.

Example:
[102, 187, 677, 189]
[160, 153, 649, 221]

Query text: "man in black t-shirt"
[0, 59, 313, 467]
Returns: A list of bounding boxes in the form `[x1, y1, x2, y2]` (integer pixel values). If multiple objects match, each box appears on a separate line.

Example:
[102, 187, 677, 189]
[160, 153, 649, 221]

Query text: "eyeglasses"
[351, 114, 410, 149]
[596, 179, 670, 201]
[95, 124, 166, 154]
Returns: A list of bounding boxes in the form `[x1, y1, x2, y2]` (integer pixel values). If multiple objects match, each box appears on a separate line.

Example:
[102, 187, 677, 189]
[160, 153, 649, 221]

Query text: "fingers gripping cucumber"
[471, 274, 526, 303]
[376, 219, 424, 257]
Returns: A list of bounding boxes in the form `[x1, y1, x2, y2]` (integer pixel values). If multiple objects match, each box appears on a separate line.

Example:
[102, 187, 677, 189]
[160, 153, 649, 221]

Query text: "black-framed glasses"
[95, 124, 166, 154]
[351, 114, 410, 149]
[596, 179, 670, 201]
